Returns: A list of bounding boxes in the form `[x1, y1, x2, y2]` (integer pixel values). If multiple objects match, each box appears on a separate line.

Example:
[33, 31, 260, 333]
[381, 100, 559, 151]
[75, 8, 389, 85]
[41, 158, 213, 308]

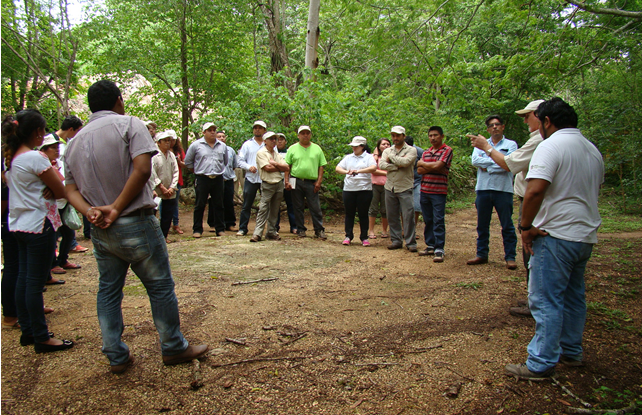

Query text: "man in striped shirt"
[416, 126, 453, 262]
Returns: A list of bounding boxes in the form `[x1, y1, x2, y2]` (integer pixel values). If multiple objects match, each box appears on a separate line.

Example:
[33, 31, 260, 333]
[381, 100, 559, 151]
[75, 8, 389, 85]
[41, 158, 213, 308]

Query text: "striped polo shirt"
[420, 144, 453, 194]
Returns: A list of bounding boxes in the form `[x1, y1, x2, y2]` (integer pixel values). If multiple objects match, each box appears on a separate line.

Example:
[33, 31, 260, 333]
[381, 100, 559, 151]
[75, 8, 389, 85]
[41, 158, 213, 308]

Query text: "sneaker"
[342, 238, 351, 246]
[236, 230, 247, 236]
[407, 246, 417, 253]
[505, 363, 554, 380]
[509, 306, 533, 318]
[362, 240, 371, 247]
[298, 231, 307, 238]
[315, 230, 327, 240]
[433, 251, 444, 263]
[418, 247, 435, 256]
[266, 234, 281, 241]
[193, 232, 202, 238]
[70, 245, 89, 253]
[559, 355, 584, 367]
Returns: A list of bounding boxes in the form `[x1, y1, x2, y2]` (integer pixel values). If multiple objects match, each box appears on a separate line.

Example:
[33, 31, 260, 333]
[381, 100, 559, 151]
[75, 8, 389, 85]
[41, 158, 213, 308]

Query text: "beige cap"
[38, 134, 60, 150]
[298, 125, 311, 133]
[263, 131, 277, 140]
[202, 122, 216, 132]
[515, 100, 545, 115]
[391, 126, 406, 135]
[348, 136, 367, 147]
[253, 120, 267, 129]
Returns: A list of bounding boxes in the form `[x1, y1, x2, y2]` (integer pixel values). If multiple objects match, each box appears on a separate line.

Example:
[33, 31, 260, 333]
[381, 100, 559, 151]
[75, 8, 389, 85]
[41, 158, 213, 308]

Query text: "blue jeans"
[475, 190, 517, 260]
[526, 235, 593, 372]
[420, 193, 447, 253]
[91, 214, 188, 365]
[172, 184, 181, 226]
[13, 219, 57, 342]
[239, 179, 261, 233]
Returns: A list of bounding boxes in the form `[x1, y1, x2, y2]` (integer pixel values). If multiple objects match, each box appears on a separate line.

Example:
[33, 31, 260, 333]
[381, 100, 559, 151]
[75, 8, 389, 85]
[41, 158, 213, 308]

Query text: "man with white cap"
[284, 125, 328, 240]
[184, 122, 228, 238]
[469, 99, 545, 317]
[151, 130, 179, 240]
[236, 120, 267, 236]
[379, 126, 418, 251]
[250, 131, 289, 242]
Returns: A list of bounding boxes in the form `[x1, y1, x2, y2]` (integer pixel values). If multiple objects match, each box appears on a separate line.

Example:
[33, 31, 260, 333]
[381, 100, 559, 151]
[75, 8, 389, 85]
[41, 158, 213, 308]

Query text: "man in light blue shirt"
[212, 130, 238, 231]
[236, 120, 266, 236]
[184, 122, 228, 238]
[467, 115, 518, 269]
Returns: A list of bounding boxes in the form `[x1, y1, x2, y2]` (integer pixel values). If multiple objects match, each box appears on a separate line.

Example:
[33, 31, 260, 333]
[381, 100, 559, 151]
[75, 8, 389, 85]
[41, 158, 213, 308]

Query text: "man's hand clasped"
[521, 226, 548, 255]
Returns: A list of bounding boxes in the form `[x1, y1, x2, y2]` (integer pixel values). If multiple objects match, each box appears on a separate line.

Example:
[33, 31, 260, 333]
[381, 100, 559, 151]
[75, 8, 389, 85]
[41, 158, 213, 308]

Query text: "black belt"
[121, 208, 155, 218]
[291, 176, 316, 183]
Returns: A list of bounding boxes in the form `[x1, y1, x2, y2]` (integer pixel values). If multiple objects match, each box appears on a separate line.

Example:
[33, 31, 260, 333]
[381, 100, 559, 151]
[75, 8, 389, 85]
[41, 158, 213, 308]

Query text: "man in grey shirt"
[184, 122, 228, 238]
[65, 80, 208, 374]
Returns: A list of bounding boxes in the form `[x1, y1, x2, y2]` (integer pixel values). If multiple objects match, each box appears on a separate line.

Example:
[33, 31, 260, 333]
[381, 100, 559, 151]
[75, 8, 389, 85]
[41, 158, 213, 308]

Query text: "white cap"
[38, 134, 60, 150]
[156, 129, 177, 141]
[391, 126, 406, 135]
[263, 131, 277, 140]
[348, 136, 367, 147]
[253, 120, 267, 129]
[515, 100, 545, 115]
[298, 125, 311, 134]
[202, 122, 216, 132]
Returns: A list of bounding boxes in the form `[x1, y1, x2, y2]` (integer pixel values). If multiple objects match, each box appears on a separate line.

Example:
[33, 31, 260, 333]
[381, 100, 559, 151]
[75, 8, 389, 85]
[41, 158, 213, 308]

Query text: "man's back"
[65, 110, 156, 215]
[527, 128, 603, 243]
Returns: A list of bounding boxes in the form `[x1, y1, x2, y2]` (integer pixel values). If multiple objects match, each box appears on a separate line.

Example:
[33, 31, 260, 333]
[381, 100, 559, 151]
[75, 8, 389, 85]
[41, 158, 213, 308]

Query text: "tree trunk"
[180, 0, 190, 150]
[259, 0, 295, 97]
[304, 0, 320, 79]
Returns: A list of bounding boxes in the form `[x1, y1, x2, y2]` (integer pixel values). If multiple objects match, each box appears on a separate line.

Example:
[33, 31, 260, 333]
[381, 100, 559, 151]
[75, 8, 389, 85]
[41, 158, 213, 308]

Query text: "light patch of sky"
[67, 0, 106, 26]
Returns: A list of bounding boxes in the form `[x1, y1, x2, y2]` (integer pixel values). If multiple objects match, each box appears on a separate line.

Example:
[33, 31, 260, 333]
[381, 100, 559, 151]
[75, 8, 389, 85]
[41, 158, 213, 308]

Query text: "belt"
[291, 176, 316, 183]
[198, 174, 220, 179]
[121, 208, 155, 218]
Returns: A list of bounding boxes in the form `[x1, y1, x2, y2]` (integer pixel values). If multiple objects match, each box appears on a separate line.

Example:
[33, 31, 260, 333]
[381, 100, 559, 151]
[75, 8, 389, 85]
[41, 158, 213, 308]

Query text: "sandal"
[368, 233, 377, 240]
[380, 233, 389, 238]
[2, 320, 20, 329]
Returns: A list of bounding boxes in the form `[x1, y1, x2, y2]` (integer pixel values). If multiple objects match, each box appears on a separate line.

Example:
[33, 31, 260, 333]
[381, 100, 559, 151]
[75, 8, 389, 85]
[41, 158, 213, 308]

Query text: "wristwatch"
[485, 147, 493, 156]
[518, 224, 533, 232]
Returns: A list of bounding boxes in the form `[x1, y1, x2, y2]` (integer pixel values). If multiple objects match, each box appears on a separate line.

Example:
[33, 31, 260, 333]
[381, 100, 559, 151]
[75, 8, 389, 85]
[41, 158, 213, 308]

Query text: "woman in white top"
[336, 136, 377, 246]
[2, 110, 74, 353]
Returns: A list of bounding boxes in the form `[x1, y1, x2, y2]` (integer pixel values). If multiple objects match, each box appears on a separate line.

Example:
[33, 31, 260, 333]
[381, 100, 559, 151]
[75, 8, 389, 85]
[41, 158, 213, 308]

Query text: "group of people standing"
[1, 77, 605, 384]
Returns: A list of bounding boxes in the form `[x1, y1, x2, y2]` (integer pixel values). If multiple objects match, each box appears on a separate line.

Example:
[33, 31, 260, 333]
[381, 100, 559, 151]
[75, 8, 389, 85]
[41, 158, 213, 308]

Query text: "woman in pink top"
[368, 138, 391, 239]
[2, 110, 74, 353]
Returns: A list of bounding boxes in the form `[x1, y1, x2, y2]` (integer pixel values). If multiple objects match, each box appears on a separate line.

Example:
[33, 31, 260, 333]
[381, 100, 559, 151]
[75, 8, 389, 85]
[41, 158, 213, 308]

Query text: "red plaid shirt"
[420, 144, 453, 194]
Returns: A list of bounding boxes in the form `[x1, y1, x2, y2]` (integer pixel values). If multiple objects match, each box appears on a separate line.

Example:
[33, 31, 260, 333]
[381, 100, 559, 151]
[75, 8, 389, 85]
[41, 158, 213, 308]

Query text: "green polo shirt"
[284, 142, 327, 180]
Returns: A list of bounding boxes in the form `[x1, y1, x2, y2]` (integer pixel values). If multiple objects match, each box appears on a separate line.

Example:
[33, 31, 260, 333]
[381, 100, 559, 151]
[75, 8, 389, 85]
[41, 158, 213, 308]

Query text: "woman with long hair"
[368, 137, 391, 239]
[336, 136, 376, 246]
[2, 110, 74, 353]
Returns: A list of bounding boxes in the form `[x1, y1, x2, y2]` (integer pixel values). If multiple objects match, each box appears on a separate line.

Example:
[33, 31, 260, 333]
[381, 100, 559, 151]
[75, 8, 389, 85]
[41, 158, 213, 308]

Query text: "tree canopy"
[2, 0, 640, 208]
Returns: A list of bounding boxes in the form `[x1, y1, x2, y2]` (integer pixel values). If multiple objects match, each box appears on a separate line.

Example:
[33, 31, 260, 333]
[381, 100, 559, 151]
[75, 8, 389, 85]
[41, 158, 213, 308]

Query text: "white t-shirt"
[6, 151, 62, 233]
[526, 128, 603, 244]
[338, 152, 376, 192]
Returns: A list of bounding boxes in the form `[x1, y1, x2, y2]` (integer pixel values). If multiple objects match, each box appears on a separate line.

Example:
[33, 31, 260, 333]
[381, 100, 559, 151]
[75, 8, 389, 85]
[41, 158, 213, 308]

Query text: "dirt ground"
[2, 205, 641, 415]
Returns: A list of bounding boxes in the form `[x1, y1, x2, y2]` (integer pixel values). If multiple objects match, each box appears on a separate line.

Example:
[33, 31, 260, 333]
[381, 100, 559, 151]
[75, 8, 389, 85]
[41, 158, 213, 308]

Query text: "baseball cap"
[156, 129, 177, 141]
[298, 125, 311, 134]
[253, 120, 267, 129]
[38, 134, 61, 150]
[202, 122, 216, 132]
[515, 100, 545, 115]
[391, 126, 406, 135]
[348, 136, 367, 147]
[263, 131, 277, 140]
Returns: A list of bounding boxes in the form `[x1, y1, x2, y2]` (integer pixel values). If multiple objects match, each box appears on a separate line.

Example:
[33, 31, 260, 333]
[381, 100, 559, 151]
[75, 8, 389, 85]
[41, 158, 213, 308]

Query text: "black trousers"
[194, 175, 224, 233]
[160, 198, 178, 238]
[343, 190, 373, 241]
